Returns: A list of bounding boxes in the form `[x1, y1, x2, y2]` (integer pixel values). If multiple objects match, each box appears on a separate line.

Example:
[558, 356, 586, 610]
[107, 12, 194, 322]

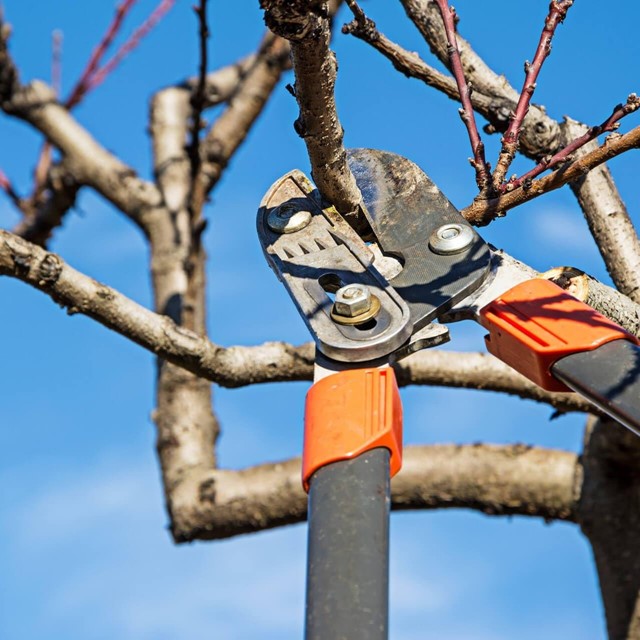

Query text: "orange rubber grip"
[302, 367, 403, 492]
[480, 278, 638, 392]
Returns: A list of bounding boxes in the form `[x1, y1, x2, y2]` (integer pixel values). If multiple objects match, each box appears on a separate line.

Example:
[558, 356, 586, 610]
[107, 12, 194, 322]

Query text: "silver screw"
[333, 285, 372, 318]
[267, 202, 312, 234]
[429, 223, 474, 255]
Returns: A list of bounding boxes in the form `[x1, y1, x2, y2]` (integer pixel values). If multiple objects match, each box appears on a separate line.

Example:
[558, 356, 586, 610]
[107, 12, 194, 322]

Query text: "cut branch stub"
[261, 0, 368, 233]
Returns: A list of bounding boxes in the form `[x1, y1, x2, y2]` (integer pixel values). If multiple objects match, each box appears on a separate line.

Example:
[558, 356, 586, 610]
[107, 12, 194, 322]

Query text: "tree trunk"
[579, 416, 640, 639]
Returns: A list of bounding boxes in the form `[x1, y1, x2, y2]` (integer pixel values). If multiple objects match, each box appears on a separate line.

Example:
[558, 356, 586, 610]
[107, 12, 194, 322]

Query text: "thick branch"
[579, 417, 640, 640]
[262, 1, 367, 232]
[3, 80, 161, 228]
[168, 444, 579, 541]
[396, 350, 597, 416]
[3, 229, 639, 393]
[12, 161, 80, 246]
[560, 118, 640, 303]
[181, 56, 256, 109]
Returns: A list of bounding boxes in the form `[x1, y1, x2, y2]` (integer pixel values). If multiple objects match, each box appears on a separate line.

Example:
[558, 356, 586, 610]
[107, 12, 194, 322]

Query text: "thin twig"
[51, 29, 62, 97]
[433, 0, 490, 192]
[492, 0, 573, 188]
[343, 2, 460, 100]
[461, 123, 640, 225]
[504, 93, 640, 192]
[262, 0, 367, 231]
[188, 0, 209, 213]
[0, 168, 22, 208]
[65, 0, 138, 109]
[88, 0, 177, 92]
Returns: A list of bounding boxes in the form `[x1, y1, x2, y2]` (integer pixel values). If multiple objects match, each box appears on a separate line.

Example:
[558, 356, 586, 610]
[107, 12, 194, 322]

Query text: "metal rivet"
[429, 223, 474, 255]
[267, 203, 312, 234]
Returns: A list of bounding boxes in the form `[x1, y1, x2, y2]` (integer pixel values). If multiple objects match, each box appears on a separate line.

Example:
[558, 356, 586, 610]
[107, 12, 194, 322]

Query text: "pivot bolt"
[331, 284, 381, 326]
[334, 285, 372, 317]
[429, 223, 474, 255]
[267, 202, 312, 234]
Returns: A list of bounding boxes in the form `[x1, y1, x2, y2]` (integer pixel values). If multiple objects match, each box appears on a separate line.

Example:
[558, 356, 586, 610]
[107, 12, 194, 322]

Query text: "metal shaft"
[305, 448, 390, 640]
[552, 339, 640, 435]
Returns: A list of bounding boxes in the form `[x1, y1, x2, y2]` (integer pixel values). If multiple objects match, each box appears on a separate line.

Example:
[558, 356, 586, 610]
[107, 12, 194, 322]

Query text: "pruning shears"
[257, 149, 640, 640]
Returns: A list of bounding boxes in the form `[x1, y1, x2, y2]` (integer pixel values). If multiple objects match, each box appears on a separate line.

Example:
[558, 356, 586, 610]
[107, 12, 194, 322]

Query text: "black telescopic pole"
[305, 447, 391, 640]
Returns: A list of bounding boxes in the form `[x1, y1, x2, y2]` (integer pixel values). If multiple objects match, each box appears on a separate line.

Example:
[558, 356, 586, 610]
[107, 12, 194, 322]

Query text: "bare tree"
[2, 1, 640, 637]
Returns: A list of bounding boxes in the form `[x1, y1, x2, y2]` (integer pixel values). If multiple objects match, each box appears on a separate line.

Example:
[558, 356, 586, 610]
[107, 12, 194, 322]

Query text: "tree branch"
[262, 0, 368, 233]
[492, 0, 573, 188]
[3, 81, 161, 228]
[397, 0, 640, 300]
[167, 444, 579, 541]
[396, 350, 597, 416]
[12, 160, 80, 246]
[2, 228, 639, 395]
[432, 0, 490, 191]
[560, 118, 640, 303]
[0, 18, 161, 228]
[461, 124, 640, 226]
[399, 0, 562, 159]
[190, 31, 291, 214]
[578, 416, 640, 640]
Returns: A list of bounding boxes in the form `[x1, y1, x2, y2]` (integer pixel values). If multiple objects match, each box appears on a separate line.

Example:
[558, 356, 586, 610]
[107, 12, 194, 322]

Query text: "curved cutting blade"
[347, 149, 491, 330]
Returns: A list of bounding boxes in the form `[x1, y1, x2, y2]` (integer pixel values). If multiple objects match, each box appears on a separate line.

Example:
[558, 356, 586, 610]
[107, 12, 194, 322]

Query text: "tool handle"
[305, 448, 390, 640]
[552, 339, 640, 435]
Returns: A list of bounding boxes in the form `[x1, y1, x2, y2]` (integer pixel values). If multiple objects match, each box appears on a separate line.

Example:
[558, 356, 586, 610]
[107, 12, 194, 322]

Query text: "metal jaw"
[257, 149, 492, 363]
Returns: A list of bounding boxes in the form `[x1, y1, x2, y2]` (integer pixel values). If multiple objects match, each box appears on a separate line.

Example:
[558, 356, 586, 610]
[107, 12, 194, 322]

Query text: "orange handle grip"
[302, 367, 403, 492]
[480, 278, 638, 391]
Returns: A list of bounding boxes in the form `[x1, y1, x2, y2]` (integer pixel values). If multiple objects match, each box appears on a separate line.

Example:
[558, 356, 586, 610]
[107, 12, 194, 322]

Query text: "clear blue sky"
[1, 2, 638, 638]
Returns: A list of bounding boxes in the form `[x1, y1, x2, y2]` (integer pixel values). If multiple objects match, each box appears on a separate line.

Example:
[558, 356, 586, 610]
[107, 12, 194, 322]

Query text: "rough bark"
[560, 118, 640, 302]
[3, 81, 161, 227]
[4, 228, 639, 408]
[578, 417, 640, 640]
[148, 72, 219, 526]
[262, 0, 367, 232]
[169, 444, 579, 541]
[12, 161, 80, 246]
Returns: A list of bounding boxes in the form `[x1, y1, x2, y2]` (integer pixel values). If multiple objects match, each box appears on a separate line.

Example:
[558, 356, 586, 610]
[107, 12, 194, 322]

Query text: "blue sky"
[0, 1, 638, 638]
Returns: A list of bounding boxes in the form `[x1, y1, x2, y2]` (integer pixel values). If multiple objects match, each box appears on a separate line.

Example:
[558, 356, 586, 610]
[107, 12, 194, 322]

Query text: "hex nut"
[267, 202, 312, 234]
[333, 285, 372, 317]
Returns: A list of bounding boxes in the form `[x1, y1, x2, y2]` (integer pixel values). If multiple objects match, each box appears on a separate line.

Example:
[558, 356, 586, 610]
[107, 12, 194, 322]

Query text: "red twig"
[493, 0, 573, 188]
[52, 29, 63, 97]
[87, 0, 177, 92]
[503, 93, 640, 192]
[0, 169, 23, 208]
[433, 0, 490, 192]
[65, 0, 138, 109]
[31, 0, 174, 208]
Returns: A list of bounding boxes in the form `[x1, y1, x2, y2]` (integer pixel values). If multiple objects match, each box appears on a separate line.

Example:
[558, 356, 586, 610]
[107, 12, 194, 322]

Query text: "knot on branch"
[37, 253, 62, 286]
[342, 15, 378, 42]
[261, 0, 328, 42]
